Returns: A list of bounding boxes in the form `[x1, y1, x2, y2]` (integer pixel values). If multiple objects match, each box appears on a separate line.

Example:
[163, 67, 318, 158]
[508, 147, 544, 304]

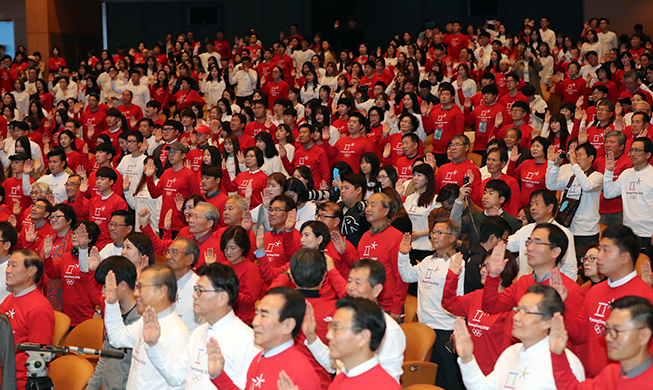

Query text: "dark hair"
[143, 263, 178, 304]
[52, 203, 77, 227]
[16, 249, 44, 283]
[244, 147, 264, 168]
[412, 163, 436, 207]
[271, 194, 297, 211]
[611, 296, 653, 337]
[335, 296, 386, 352]
[341, 172, 367, 193]
[220, 226, 252, 259]
[360, 152, 380, 184]
[47, 146, 67, 168]
[289, 166, 312, 190]
[290, 248, 327, 288]
[0, 222, 18, 251]
[526, 284, 565, 319]
[436, 184, 460, 206]
[96, 166, 118, 184]
[266, 286, 306, 338]
[378, 165, 398, 187]
[487, 146, 508, 164]
[111, 209, 135, 230]
[532, 223, 568, 265]
[73, 221, 100, 253]
[283, 177, 308, 204]
[530, 189, 559, 216]
[633, 137, 653, 157]
[95, 142, 117, 160]
[198, 263, 240, 306]
[255, 132, 278, 159]
[15, 136, 32, 159]
[478, 216, 511, 244]
[95, 255, 137, 289]
[484, 179, 511, 206]
[350, 258, 386, 287]
[576, 142, 597, 162]
[300, 221, 331, 251]
[125, 232, 155, 266]
[601, 224, 640, 267]
[548, 113, 569, 151]
[481, 84, 499, 96]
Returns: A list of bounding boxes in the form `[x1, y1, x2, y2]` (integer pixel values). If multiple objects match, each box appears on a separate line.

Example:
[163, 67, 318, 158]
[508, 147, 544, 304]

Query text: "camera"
[559, 151, 568, 160]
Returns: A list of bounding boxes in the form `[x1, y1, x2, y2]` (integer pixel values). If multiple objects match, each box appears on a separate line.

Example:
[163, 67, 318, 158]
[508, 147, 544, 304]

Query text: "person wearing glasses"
[434, 134, 481, 194]
[482, 223, 586, 353]
[581, 225, 653, 378]
[152, 120, 183, 168]
[140, 263, 258, 390]
[104, 263, 190, 390]
[454, 284, 585, 388]
[550, 296, 653, 388]
[428, 82, 465, 167]
[398, 218, 466, 390]
[117, 131, 146, 195]
[17, 197, 53, 250]
[85, 256, 140, 390]
[603, 136, 653, 259]
[99, 210, 135, 259]
[580, 99, 615, 158]
[579, 244, 604, 294]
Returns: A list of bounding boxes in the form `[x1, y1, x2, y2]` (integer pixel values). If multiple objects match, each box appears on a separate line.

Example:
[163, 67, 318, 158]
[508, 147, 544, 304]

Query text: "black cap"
[9, 152, 29, 161]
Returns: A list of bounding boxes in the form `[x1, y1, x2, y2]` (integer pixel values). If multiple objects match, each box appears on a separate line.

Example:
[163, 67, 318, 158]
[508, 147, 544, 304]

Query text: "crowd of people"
[1, 13, 653, 390]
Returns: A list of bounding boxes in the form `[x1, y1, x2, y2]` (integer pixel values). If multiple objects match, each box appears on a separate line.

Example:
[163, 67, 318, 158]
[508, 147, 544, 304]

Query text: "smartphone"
[463, 176, 470, 186]
[333, 168, 340, 182]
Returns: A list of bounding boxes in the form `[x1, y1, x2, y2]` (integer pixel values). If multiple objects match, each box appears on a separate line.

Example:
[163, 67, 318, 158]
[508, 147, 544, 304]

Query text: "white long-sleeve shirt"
[199, 79, 226, 109]
[229, 68, 257, 97]
[397, 252, 464, 330]
[175, 270, 202, 332]
[125, 183, 162, 233]
[506, 220, 577, 279]
[305, 311, 405, 382]
[261, 155, 288, 177]
[112, 81, 151, 113]
[104, 302, 189, 390]
[403, 194, 438, 250]
[598, 31, 619, 55]
[603, 164, 653, 237]
[35, 171, 70, 204]
[545, 162, 603, 236]
[11, 90, 29, 119]
[145, 309, 259, 390]
[458, 336, 584, 390]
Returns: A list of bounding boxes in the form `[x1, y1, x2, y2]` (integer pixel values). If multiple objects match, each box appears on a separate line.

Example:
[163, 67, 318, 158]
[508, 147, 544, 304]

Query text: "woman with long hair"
[255, 131, 287, 176]
[403, 163, 437, 264]
[124, 156, 163, 233]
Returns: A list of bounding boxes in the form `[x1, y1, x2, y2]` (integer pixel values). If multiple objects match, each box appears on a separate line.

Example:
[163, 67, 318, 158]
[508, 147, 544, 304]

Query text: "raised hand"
[494, 111, 503, 128]
[549, 312, 568, 355]
[383, 142, 392, 158]
[47, 193, 55, 205]
[12, 201, 21, 216]
[325, 254, 336, 271]
[277, 370, 299, 390]
[425, 153, 436, 169]
[278, 143, 287, 158]
[236, 150, 245, 166]
[256, 225, 265, 251]
[395, 178, 404, 195]
[245, 181, 253, 201]
[509, 145, 521, 162]
[331, 231, 347, 254]
[206, 337, 225, 378]
[399, 232, 412, 255]
[568, 149, 578, 165]
[285, 209, 297, 231]
[76, 164, 87, 179]
[88, 246, 101, 271]
[80, 176, 89, 193]
[76, 223, 90, 249]
[138, 208, 152, 228]
[142, 306, 161, 347]
[164, 209, 173, 231]
[301, 301, 318, 344]
[449, 252, 464, 275]
[23, 159, 34, 175]
[550, 268, 568, 302]
[25, 223, 37, 243]
[642, 260, 653, 287]
[547, 145, 558, 162]
[174, 193, 184, 211]
[184, 159, 192, 170]
[43, 235, 54, 258]
[241, 210, 253, 231]
[144, 159, 156, 177]
[487, 241, 508, 278]
[453, 317, 474, 364]
[7, 215, 16, 228]
[104, 270, 118, 304]
[544, 110, 552, 124]
[463, 98, 472, 109]
[205, 248, 217, 264]
[262, 188, 272, 209]
[123, 174, 131, 192]
[382, 123, 391, 137]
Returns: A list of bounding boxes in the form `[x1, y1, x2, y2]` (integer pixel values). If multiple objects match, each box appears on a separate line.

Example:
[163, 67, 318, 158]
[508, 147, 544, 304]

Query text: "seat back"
[48, 354, 95, 390]
[404, 384, 446, 390]
[404, 295, 418, 323]
[63, 318, 104, 350]
[400, 322, 436, 361]
[401, 361, 438, 388]
[52, 311, 71, 346]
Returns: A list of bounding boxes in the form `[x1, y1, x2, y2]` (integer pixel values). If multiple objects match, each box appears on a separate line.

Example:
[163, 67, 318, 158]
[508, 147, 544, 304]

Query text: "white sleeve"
[540, 122, 550, 138]
[144, 339, 190, 386]
[377, 324, 406, 382]
[559, 228, 578, 279]
[397, 252, 419, 283]
[450, 199, 464, 225]
[104, 301, 136, 348]
[506, 226, 524, 253]
[545, 162, 568, 191]
[571, 164, 602, 192]
[305, 337, 336, 373]
[23, 175, 32, 196]
[457, 356, 496, 390]
[602, 170, 620, 199]
[111, 80, 128, 94]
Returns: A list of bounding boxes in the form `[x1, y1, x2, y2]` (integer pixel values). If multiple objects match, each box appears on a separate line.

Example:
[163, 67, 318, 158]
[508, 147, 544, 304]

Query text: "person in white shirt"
[454, 284, 585, 389]
[292, 39, 316, 73]
[228, 56, 257, 107]
[100, 210, 135, 260]
[139, 115, 162, 156]
[603, 137, 653, 259]
[505, 189, 578, 279]
[304, 259, 406, 382]
[473, 32, 492, 65]
[118, 131, 147, 195]
[579, 51, 601, 87]
[34, 147, 70, 204]
[112, 70, 151, 113]
[103, 263, 190, 390]
[198, 41, 221, 71]
[539, 17, 557, 49]
[200, 66, 226, 110]
[597, 18, 619, 56]
[142, 263, 259, 390]
[51, 76, 78, 105]
[545, 142, 603, 257]
[397, 219, 465, 390]
[10, 78, 29, 120]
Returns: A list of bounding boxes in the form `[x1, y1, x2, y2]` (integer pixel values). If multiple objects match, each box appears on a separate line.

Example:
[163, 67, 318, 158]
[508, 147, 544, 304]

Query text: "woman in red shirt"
[507, 136, 550, 207]
[150, 70, 170, 110]
[48, 47, 66, 74]
[35, 79, 53, 112]
[221, 146, 267, 209]
[58, 130, 88, 173]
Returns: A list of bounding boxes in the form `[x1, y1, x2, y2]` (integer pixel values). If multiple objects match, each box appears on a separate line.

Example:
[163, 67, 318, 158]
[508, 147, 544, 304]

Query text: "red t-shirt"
[2, 176, 33, 219]
[80, 108, 107, 144]
[221, 169, 268, 209]
[555, 77, 587, 104]
[594, 152, 632, 214]
[507, 159, 548, 207]
[146, 167, 200, 231]
[273, 54, 295, 82]
[256, 61, 276, 83]
[173, 89, 205, 111]
[497, 92, 529, 122]
[393, 154, 421, 183]
[473, 174, 521, 217]
[443, 33, 470, 60]
[86, 192, 128, 249]
[429, 104, 465, 154]
[331, 117, 350, 138]
[214, 39, 232, 59]
[282, 144, 331, 188]
[117, 104, 143, 131]
[359, 75, 384, 99]
[86, 167, 124, 199]
[244, 120, 276, 137]
[435, 159, 482, 193]
[465, 102, 509, 151]
[334, 135, 376, 174]
[262, 80, 290, 110]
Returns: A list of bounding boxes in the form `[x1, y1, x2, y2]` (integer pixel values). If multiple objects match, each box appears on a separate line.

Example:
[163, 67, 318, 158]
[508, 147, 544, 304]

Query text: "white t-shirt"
[117, 154, 146, 195]
[604, 164, 653, 237]
[403, 193, 438, 250]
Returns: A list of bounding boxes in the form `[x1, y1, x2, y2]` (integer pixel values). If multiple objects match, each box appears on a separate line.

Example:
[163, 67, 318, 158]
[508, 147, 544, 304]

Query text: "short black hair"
[0, 222, 17, 251]
[95, 255, 137, 289]
[96, 166, 118, 184]
[350, 259, 386, 287]
[52, 203, 77, 227]
[95, 142, 117, 160]
[601, 224, 640, 267]
[530, 188, 559, 215]
[341, 172, 366, 191]
[125, 232, 155, 266]
[111, 209, 135, 229]
[198, 263, 240, 306]
[481, 84, 499, 96]
[290, 248, 327, 288]
[16, 249, 44, 284]
[266, 286, 306, 338]
[300, 221, 330, 251]
[484, 179, 511, 206]
[611, 296, 653, 337]
[336, 296, 386, 352]
[479, 216, 511, 244]
[532, 223, 568, 265]
[633, 137, 653, 157]
[527, 284, 565, 319]
[220, 226, 252, 258]
[47, 146, 67, 165]
[245, 146, 264, 168]
[201, 165, 222, 179]
[271, 194, 297, 211]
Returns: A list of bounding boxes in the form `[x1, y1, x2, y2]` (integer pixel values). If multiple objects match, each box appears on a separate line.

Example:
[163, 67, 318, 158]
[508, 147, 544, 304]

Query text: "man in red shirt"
[84, 143, 124, 198]
[172, 76, 205, 111]
[256, 195, 301, 282]
[245, 100, 276, 137]
[498, 73, 529, 117]
[429, 82, 465, 166]
[80, 93, 107, 145]
[594, 131, 632, 226]
[201, 165, 228, 227]
[435, 134, 482, 193]
[620, 70, 653, 106]
[334, 113, 375, 174]
[214, 29, 231, 59]
[472, 147, 521, 217]
[256, 48, 277, 84]
[280, 123, 330, 188]
[392, 133, 422, 183]
[555, 62, 587, 104]
[1, 249, 55, 390]
[274, 44, 295, 82]
[184, 125, 211, 175]
[493, 101, 535, 148]
[3, 153, 34, 219]
[116, 90, 143, 132]
[464, 84, 508, 156]
[581, 98, 615, 157]
[230, 113, 255, 152]
[443, 21, 469, 61]
[360, 61, 384, 99]
[145, 142, 200, 237]
[80, 167, 128, 249]
[262, 66, 289, 110]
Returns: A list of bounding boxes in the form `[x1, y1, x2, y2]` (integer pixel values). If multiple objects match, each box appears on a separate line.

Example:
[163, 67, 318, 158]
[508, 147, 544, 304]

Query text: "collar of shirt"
[178, 269, 196, 290]
[52, 171, 66, 178]
[483, 209, 503, 216]
[533, 269, 553, 283]
[14, 284, 37, 297]
[208, 309, 237, 333]
[342, 356, 380, 378]
[101, 192, 114, 201]
[248, 169, 261, 174]
[194, 230, 213, 244]
[521, 335, 549, 353]
[262, 339, 294, 358]
[157, 305, 175, 320]
[34, 220, 46, 229]
[622, 355, 653, 378]
[608, 270, 638, 288]
[205, 190, 221, 199]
